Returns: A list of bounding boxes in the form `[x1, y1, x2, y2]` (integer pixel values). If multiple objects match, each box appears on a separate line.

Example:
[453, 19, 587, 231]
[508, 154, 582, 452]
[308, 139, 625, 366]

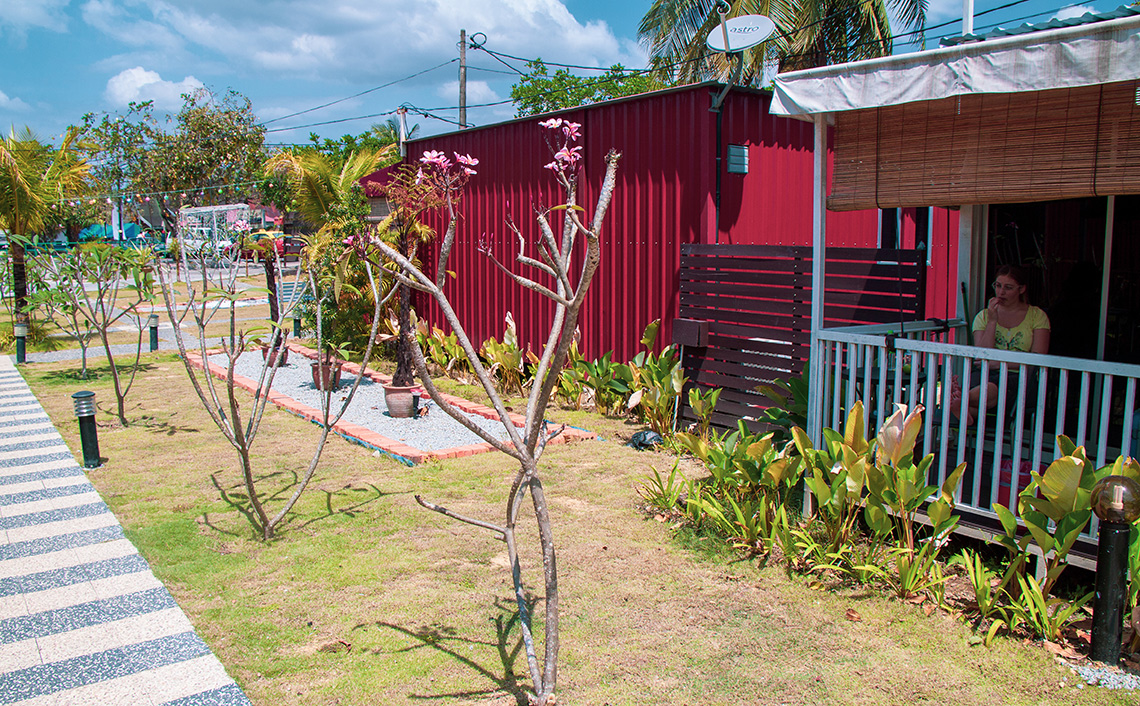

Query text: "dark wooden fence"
[676, 244, 926, 431]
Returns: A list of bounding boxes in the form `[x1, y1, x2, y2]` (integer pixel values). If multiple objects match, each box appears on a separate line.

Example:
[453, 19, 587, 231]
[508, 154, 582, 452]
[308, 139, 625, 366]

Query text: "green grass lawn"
[22, 353, 1124, 706]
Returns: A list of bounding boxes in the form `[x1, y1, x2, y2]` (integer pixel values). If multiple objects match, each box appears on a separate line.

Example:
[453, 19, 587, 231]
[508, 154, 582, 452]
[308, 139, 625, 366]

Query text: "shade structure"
[769, 10, 1140, 118]
[768, 10, 1140, 210]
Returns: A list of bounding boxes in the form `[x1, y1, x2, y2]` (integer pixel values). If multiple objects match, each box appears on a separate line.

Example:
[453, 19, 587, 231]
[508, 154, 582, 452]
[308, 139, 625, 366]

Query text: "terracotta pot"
[383, 384, 418, 418]
[310, 358, 342, 391]
[261, 345, 289, 367]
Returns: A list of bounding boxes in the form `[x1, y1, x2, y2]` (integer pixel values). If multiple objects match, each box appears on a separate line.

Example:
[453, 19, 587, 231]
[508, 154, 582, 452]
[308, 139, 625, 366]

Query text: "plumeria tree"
[344, 120, 619, 706]
[374, 151, 477, 386]
[156, 230, 390, 539]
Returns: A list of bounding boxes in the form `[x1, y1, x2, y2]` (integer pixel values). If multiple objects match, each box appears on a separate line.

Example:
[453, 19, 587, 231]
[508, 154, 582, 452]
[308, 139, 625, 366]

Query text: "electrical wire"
[264, 109, 399, 134]
[259, 58, 458, 126]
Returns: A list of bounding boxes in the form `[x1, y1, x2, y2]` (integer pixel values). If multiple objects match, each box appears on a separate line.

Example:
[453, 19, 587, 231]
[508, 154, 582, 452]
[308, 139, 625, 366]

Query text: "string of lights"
[50, 179, 270, 209]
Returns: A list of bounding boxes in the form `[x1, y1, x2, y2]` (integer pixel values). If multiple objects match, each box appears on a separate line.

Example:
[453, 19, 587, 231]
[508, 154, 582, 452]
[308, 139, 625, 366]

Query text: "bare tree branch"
[415, 495, 507, 539]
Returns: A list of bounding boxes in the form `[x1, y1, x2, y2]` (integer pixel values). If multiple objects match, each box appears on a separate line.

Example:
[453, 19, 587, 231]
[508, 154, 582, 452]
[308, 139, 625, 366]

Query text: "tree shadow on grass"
[362, 596, 537, 705]
[298, 483, 402, 529]
[37, 361, 158, 386]
[136, 415, 200, 436]
[204, 471, 395, 537]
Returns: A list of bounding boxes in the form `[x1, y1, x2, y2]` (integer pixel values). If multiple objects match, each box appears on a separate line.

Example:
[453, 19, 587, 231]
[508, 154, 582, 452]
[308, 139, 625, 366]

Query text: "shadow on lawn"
[37, 361, 159, 385]
[363, 596, 537, 705]
[203, 471, 394, 536]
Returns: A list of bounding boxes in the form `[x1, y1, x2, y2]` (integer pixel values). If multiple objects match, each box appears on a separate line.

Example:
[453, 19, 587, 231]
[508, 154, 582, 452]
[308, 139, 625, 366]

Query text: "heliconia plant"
[793, 401, 873, 559]
[343, 118, 620, 706]
[624, 319, 687, 436]
[861, 404, 966, 597]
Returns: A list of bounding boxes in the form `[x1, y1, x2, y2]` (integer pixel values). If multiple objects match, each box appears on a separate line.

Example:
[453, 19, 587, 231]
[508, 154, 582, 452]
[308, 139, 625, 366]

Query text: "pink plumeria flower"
[544, 160, 560, 171]
[539, 118, 563, 130]
[420, 150, 451, 169]
[561, 121, 581, 140]
[554, 145, 582, 164]
[454, 152, 479, 175]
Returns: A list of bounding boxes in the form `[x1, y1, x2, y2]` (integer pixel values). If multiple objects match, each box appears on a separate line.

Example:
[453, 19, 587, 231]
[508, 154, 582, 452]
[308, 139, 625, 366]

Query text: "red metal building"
[399, 83, 958, 360]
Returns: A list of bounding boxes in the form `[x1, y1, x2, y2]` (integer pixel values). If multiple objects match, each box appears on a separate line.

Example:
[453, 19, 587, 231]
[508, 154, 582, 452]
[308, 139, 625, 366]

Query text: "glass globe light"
[1091, 476, 1140, 524]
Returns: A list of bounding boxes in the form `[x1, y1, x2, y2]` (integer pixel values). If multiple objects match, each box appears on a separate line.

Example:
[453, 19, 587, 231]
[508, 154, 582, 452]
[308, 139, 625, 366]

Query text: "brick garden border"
[184, 342, 595, 465]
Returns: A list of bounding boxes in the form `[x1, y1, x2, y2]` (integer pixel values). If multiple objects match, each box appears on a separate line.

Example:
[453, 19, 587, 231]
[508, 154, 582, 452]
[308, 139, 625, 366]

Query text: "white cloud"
[81, 0, 640, 82]
[104, 67, 205, 110]
[81, 0, 182, 49]
[436, 80, 499, 104]
[0, 90, 31, 111]
[1053, 5, 1096, 21]
[253, 33, 338, 72]
[0, 0, 69, 37]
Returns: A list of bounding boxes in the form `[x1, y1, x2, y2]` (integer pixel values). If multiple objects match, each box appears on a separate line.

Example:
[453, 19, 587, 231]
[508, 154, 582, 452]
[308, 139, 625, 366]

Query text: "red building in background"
[390, 83, 958, 360]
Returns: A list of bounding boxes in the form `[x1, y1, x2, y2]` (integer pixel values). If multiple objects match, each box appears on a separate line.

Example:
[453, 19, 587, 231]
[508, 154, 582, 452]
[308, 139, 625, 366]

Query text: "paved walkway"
[0, 356, 251, 705]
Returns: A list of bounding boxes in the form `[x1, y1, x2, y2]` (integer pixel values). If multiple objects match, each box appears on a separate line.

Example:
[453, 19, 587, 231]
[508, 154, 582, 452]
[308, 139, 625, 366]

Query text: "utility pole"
[397, 107, 408, 159]
[459, 29, 468, 129]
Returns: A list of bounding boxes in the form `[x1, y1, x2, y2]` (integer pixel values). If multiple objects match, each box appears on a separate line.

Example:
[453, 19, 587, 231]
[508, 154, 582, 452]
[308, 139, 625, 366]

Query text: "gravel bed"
[212, 351, 515, 452]
[1067, 660, 1140, 690]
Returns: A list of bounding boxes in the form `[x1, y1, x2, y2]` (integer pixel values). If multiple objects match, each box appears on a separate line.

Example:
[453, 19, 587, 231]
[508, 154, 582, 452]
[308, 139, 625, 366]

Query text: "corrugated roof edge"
[941, 4, 1140, 46]
[406, 81, 772, 146]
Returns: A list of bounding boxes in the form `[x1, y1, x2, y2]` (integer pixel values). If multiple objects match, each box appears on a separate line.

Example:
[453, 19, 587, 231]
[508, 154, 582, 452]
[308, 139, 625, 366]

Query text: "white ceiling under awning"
[770, 13, 1140, 117]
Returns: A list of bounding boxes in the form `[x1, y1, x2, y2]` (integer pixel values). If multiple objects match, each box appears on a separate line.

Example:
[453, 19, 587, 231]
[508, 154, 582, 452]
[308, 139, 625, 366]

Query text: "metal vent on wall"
[727, 144, 749, 174]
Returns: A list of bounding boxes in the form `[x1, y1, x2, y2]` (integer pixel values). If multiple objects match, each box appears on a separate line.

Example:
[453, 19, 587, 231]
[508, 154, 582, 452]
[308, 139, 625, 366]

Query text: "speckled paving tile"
[0, 357, 251, 706]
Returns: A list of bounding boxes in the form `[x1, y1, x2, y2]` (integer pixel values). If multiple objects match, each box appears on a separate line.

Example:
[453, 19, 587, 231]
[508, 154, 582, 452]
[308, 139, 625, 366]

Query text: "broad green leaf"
[1057, 435, 1077, 457]
[844, 401, 865, 451]
[941, 462, 967, 504]
[928, 499, 952, 529]
[865, 503, 892, 536]
[994, 502, 1018, 537]
[640, 319, 660, 349]
[1023, 519, 1056, 554]
[792, 426, 813, 457]
[746, 437, 773, 461]
[1036, 456, 1085, 519]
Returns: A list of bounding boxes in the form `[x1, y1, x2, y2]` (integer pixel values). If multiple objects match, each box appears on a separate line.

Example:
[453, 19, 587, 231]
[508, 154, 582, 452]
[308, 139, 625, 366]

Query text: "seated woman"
[951, 265, 1051, 425]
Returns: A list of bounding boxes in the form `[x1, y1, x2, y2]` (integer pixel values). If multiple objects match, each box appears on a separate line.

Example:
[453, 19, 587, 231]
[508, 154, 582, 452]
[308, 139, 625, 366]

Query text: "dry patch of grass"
[23, 355, 1125, 706]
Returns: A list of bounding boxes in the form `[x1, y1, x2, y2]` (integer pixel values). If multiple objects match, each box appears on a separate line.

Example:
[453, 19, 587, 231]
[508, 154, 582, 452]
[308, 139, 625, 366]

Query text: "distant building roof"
[941, 4, 1140, 46]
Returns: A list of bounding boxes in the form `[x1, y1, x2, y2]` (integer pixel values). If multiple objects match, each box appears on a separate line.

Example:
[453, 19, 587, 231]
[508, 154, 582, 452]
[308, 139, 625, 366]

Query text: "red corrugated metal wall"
[408, 84, 959, 361]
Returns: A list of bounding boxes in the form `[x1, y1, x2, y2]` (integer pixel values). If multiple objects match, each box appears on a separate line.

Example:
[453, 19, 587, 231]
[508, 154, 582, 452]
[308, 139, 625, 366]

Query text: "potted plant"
[369, 169, 452, 417]
[310, 347, 343, 391]
[261, 343, 289, 367]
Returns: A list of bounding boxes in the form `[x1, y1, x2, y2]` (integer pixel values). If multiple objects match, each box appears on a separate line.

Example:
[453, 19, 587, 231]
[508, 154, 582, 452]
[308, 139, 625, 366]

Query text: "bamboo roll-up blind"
[828, 79, 1140, 210]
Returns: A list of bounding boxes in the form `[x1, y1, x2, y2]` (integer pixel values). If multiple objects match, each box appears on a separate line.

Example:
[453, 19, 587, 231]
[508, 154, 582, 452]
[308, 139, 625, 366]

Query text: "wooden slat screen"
[829, 79, 1140, 211]
[677, 244, 925, 431]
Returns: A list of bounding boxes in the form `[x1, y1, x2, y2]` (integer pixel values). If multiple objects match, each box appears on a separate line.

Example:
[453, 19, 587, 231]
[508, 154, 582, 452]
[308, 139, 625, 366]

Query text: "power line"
[264, 109, 400, 134]
[260, 59, 458, 127]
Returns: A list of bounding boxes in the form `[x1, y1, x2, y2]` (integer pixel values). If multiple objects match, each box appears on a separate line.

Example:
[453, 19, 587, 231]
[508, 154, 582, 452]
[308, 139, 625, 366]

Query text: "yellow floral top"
[971, 305, 1050, 352]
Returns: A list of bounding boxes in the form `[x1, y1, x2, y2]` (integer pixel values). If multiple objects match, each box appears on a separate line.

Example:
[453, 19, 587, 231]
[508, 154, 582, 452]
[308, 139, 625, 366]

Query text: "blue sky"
[0, 0, 1122, 147]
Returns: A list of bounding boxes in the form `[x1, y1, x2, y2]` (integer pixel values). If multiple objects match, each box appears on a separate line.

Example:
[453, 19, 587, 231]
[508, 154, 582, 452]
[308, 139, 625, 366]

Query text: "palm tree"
[0, 127, 89, 322]
[369, 117, 420, 147]
[639, 0, 925, 82]
[265, 145, 392, 354]
[265, 147, 390, 231]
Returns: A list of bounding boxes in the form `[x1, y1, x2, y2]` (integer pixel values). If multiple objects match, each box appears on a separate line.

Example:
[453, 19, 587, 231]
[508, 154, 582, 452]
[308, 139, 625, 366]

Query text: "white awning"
[770, 13, 1140, 116]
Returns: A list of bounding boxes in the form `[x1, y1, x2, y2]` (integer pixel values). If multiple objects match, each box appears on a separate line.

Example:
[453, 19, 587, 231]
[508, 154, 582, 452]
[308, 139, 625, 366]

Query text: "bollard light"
[1090, 475, 1140, 663]
[13, 322, 27, 364]
[147, 314, 160, 352]
[71, 391, 101, 469]
[293, 316, 301, 338]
